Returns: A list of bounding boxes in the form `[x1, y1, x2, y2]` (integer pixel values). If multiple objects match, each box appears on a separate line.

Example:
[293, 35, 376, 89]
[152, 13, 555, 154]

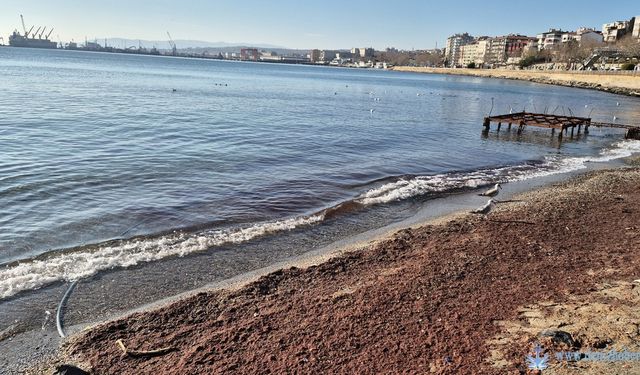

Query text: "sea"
[1, 47, 640, 334]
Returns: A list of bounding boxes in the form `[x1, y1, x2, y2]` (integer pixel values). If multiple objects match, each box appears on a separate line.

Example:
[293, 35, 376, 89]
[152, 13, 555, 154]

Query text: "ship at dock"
[8, 15, 58, 49]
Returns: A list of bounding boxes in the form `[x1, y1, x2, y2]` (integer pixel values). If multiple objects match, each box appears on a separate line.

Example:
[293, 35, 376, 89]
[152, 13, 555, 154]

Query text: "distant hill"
[100, 38, 288, 51]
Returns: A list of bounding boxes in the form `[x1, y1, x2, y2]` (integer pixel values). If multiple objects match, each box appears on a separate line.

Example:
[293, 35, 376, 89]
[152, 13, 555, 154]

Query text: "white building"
[350, 47, 374, 59]
[561, 28, 603, 45]
[459, 39, 488, 66]
[445, 33, 474, 67]
[603, 20, 631, 42]
[537, 29, 565, 50]
[633, 16, 640, 38]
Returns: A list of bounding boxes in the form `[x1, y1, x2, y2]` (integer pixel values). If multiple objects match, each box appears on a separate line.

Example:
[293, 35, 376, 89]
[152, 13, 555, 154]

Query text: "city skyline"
[0, 0, 638, 50]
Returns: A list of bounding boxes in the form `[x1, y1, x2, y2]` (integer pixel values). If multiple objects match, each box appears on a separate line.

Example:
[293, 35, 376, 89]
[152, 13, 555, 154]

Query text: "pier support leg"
[578, 125, 582, 134]
[585, 125, 589, 134]
[497, 122, 502, 131]
[483, 118, 490, 131]
[571, 127, 575, 137]
[508, 123, 512, 130]
[552, 128, 555, 135]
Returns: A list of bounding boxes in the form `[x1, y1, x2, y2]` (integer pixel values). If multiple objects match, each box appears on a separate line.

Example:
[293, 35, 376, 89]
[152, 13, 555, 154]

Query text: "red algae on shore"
[57, 168, 640, 374]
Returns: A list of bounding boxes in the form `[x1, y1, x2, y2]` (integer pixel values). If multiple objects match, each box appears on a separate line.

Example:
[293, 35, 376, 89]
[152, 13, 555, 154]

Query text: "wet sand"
[392, 67, 640, 97]
[48, 165, 640, 374]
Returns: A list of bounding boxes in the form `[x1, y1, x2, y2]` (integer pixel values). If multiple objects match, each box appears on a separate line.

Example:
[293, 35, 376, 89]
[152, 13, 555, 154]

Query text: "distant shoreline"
[391, 66, 640, 98]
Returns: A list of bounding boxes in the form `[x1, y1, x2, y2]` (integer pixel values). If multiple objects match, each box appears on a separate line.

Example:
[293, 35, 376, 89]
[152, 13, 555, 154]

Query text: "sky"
[0, 0, 638, 50]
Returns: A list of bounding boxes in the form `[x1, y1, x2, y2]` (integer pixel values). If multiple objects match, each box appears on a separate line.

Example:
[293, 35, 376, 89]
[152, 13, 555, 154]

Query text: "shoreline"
[45, 160, 640, 374]
[391, 67, 640, 98]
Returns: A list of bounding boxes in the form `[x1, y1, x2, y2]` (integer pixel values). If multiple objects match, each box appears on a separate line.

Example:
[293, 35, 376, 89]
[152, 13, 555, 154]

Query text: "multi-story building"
[537, 29, 566, 50]
[309, 49, 321, 63]
[561, 28, 604, 45]
[445, 33, 474, 67]
[459, 38, 489, 66]
[602, 20, 631, 42]
[633, 16, 640, 39]
[351, 47, 374, 59]
[480, 35, 534, 65]
[240, 48, 259, 61]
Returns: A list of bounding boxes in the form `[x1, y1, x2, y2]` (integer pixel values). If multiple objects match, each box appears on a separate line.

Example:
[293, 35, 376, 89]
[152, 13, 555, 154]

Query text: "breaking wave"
[0, 214, 323, 300]
[358, 140, 640, 205]
[1, 139, 638, 300]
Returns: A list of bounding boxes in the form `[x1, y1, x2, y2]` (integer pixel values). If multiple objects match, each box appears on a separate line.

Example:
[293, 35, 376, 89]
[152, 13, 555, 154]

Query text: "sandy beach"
[42, 162, 640, 374]
[392, 67, 640, 97]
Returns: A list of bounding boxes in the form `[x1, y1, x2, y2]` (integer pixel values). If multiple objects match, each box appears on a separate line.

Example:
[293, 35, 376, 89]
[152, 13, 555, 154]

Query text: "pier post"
[551, 128, 555, 135]
[585, 119, 590, 134]
[497, 122, 502, 131]
[508, 123, 512, 130]
[483, 118, 490, 131]
[571, 126, 575, 137]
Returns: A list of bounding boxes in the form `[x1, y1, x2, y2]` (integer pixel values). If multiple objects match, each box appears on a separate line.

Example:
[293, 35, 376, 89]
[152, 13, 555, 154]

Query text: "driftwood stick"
[487, 219, 536, 225]
[116, 339, 176, 357]
[492, 199, 524, 204]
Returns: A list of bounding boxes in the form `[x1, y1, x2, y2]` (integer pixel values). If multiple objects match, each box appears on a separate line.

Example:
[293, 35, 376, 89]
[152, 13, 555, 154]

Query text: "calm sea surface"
[1, 47, 640, 301]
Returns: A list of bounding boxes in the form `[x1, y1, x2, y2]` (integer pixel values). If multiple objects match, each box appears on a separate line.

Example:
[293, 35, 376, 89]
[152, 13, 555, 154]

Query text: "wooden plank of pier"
[482, 112, 640, 140]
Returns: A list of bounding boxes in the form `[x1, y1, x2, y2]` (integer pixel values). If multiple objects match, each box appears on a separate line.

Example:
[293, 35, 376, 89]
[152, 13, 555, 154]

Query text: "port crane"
[20, 15, 35, 37]
[166, 31, 177, 56]
[39, 27, 47, 39]
[33, 26, 42, 39]
[47, 29, 54, 40]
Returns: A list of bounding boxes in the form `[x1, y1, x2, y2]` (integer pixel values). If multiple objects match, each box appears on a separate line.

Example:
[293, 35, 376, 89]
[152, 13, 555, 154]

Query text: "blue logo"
[526, 343, 549, 371]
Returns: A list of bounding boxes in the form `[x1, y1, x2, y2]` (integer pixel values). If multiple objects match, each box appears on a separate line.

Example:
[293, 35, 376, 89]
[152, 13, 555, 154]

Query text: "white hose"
[56, 280, 78, 338]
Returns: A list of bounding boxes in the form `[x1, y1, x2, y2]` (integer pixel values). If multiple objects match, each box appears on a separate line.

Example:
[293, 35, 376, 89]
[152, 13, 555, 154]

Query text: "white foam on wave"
[0, 214, 323, 300]
[3, 140, 639, 300]
[358, 140, 640, 206]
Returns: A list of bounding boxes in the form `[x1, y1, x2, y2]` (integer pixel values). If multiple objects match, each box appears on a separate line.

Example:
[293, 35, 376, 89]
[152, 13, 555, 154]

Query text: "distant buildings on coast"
[445, 15, 640, 69]
[3, 13, 639, 71]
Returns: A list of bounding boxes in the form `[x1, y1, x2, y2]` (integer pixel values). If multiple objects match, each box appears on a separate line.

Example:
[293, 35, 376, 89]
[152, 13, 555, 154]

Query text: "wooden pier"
[483, 112, 640, 140]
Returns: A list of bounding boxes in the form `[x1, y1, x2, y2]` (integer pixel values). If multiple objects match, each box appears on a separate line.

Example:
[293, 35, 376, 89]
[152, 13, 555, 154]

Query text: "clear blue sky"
[1, 0, 637, 49]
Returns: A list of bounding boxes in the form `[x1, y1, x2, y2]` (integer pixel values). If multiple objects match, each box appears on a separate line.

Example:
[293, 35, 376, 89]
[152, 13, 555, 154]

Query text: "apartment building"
[445, 33, 474, 67]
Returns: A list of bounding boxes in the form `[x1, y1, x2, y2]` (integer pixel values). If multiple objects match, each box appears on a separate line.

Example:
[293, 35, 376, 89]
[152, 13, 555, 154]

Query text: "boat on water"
[9, 31, 58, 49]
[8, 15, 58, 49]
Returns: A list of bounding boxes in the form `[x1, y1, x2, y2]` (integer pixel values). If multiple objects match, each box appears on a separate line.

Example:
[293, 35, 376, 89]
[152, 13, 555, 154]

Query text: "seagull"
[370, 109, 375, 114]
[616, 102, 620, 106]
[479, 183, 502, 197]
[613, 115, 618, 121]
[471, 199, 495, 215]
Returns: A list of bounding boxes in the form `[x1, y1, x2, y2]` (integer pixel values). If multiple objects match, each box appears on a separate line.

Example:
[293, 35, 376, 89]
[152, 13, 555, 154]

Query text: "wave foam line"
[358, 140, 640, 206]
[0, 214, 323, 300]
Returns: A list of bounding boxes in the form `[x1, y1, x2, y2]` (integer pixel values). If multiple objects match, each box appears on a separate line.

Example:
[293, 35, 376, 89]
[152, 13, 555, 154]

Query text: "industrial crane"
[20, 14, 27, 35]
[39, 27, 47, 39]
[33, 26, 42, 39]
[47, 29, 54, 40]
[166, 31, 177, 56]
